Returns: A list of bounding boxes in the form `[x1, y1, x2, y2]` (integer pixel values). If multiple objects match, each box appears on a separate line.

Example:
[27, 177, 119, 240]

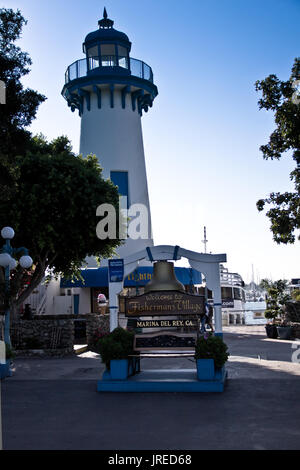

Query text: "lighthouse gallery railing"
[65, 57, 154, 84]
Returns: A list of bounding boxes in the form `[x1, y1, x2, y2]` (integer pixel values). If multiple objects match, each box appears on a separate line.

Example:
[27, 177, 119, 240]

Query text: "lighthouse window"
[110, 171, 129, 208]
[101, 44, 117, 66]
[118, 46, 128, 69]
[87, 46, 99, 58]
[87, 46, 100, 70]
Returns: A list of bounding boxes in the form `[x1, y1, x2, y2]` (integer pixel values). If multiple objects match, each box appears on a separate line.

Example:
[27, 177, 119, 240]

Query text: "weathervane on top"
[98, 7, 114, 29]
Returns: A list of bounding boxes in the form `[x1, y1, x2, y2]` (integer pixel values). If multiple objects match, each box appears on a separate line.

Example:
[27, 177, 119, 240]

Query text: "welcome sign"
[125, 291, 205, 317]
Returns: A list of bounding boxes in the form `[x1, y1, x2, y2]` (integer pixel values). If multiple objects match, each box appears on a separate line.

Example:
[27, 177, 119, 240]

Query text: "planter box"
[196, 359, 215, 380]
[0, 360, 10, 379]
[291, 323, 300, 339]
[277, 326, 292, 340]
[110, 359, 129, 380]
[102, 358, 139, 381]
[265, 324, 278, 339]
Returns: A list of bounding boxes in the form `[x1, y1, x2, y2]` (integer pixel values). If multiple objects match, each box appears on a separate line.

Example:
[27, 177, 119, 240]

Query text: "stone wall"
[10, 313, 111, 356]
[11, 315, 75, 356]
[86, 314, 110, 347]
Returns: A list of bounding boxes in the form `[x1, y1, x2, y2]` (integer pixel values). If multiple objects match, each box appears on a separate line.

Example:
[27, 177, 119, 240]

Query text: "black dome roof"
[84, 9, 131, 49]
[85, 27, 130, 45]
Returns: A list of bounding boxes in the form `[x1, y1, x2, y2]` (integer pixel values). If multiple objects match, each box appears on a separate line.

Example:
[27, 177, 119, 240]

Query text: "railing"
[220, 265, 244, 287]
[65, 56, 153, 84]
[37, 291, 47, 316]
[23, 282, 47, 315]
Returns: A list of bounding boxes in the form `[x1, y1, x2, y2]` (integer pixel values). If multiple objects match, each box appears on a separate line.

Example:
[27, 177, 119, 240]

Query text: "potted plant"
[265, 322, 279, 338]
[0, 343, 15, 379]
[194, 333, 229, 380]
[260, 279, 291, 338]
[96, 327, 135, 380]
[276, 319, 292, 340]
[264, 309, 279, 339]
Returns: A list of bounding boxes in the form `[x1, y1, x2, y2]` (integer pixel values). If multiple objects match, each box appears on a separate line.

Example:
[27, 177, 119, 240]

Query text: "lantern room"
[82, 8, 131, 72]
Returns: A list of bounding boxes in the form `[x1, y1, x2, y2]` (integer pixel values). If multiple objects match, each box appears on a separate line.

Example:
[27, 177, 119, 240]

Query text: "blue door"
[73, 295, 80, 315]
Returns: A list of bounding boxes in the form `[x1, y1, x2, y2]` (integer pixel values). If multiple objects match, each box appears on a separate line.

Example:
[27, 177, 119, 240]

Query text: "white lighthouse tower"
[62, 9, 158, 261]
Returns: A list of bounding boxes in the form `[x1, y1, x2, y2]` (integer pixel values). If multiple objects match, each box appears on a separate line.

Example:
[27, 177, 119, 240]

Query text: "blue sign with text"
[109, 259, 124, 283]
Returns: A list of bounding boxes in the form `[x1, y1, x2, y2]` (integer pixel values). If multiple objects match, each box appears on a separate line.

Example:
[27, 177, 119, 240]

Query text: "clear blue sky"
[6, 0, 300, 283]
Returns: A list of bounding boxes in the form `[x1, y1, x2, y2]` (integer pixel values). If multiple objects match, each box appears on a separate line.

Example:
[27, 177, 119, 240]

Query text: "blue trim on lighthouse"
[93, 85, 102, 109]
[62, 9, 158, 116]
[63, 75, 157, 116]
[78, 89, 91, 111]
[121, 86, 131, 109]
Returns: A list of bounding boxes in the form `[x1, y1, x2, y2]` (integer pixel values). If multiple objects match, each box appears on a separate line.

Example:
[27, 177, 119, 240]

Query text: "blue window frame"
[110, 171, 129, 207]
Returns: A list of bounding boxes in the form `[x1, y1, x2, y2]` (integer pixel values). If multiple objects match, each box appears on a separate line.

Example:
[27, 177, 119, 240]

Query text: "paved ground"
[1, 326, 300, 450]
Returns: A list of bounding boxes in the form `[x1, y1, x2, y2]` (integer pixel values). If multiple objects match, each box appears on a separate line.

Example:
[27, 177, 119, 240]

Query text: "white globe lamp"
[1, 227, 15, 240]
[20, 256, 33, 269]
[0, 253, 12, 267]
[9, 258, 18, 270]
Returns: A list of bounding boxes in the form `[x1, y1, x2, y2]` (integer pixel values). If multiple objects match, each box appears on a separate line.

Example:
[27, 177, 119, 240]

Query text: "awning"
[60, 266, 202, 288]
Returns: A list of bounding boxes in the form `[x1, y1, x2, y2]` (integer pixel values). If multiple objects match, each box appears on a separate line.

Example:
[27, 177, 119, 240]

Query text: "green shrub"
[291, 290, 300, 302]
[260, 279, 291, 321]
[5, 343, 15, 360]
[96, 327, 134, 370]
[264, 308, 280, 320]
[194, 333, 229, 369]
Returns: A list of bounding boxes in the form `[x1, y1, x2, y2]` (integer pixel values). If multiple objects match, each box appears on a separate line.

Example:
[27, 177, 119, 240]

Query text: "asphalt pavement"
[1, 325, 300, 450]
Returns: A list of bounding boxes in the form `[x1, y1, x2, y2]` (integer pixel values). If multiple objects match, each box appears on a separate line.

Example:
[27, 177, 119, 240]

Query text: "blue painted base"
[97, 368, 227, 393]
[197, 359, 215, 380]
[0, 360, 10, 379]
[110, 359, 129, 380]
[102, 357, 140, 381]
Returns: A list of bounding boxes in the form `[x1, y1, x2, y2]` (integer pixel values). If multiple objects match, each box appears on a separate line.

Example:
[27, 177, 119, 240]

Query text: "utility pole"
[251, 264, 257, 301]
[202, 226, 208, 254]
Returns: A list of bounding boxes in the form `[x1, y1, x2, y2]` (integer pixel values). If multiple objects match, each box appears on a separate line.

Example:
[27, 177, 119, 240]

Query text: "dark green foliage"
[0, 8, 45, 176]
[1, 134, 121, 275]
[260, 279, 291, 321]
[96, 327, 135, 369]
[255, 58, 300, 244]
[0, 134, 121, 316]
[284, 300, 300, 322]
[291, 289, 300, 302]
[5, 342, 15, 359]
[194, 333, 229, 369]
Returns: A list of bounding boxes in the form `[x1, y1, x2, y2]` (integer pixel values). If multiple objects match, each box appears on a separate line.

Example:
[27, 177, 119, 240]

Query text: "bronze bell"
[144, 261, 185, 293]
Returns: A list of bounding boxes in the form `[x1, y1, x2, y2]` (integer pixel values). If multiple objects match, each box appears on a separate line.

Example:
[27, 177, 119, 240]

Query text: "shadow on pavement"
[1, 326, 300, 450]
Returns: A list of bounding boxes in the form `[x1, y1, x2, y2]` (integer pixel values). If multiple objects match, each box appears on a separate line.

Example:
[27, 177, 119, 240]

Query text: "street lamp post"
[0, 227, 33, 347]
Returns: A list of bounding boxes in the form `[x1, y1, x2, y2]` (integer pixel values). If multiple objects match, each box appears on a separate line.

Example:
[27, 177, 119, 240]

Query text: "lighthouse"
[25, 9, 226, 328]
[62, 9, 158, 261]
